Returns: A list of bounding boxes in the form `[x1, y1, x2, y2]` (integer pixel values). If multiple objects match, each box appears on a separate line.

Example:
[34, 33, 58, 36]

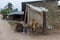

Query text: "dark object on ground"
[3, 15, 6, 19]
[15, 23, 23, 32]
[3, 15, 7, 19]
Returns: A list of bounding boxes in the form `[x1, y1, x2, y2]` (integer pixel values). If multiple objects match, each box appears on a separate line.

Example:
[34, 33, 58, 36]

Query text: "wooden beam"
[42, 11, 48, 35]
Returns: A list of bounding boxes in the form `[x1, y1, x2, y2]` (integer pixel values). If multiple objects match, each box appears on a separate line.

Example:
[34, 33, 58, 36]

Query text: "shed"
[7, 11, 24, 21]
[26, 4, 48, 34]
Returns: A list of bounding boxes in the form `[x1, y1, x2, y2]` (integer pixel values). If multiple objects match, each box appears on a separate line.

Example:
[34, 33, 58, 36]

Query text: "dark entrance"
[8, 14, 24, 21]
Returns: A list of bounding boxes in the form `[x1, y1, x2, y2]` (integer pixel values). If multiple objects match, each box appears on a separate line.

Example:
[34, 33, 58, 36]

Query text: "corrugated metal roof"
[27, 4, 48, 12]
[7, 11, 24, 15]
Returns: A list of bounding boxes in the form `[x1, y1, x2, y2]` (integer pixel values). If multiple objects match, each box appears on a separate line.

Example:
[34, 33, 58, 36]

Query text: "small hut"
[25, 4, 48, 34]
[7, 11, 24, 21]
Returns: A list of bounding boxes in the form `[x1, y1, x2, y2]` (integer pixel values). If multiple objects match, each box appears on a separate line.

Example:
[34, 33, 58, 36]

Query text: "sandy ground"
[0, 14, 60, 40]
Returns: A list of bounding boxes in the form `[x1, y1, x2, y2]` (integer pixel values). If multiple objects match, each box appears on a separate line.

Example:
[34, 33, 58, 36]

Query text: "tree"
[1, 8, 9, 15]
[5, 3, 13, 13]
[1, 2, 19, 15]
[13, 8, 18, 12]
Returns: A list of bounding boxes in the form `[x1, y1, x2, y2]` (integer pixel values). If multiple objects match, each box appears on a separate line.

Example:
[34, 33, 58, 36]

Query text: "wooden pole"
[42, 11, 47, 35]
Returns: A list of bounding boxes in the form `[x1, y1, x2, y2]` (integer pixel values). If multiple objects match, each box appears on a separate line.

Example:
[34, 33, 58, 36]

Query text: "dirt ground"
[0, 14, 60, 40]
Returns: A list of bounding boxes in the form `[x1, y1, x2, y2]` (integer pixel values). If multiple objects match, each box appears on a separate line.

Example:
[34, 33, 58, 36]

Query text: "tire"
[15, 23, 23, 32]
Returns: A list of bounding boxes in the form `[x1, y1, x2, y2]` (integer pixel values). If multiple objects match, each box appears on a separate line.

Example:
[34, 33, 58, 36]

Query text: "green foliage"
[5, 3, 13, 13]
[0, 2, 18, 15]
[1, 8, 9, 15]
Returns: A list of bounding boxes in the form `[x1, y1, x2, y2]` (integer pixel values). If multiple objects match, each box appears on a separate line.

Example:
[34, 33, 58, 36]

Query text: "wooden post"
[42, 11, 47, 35]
